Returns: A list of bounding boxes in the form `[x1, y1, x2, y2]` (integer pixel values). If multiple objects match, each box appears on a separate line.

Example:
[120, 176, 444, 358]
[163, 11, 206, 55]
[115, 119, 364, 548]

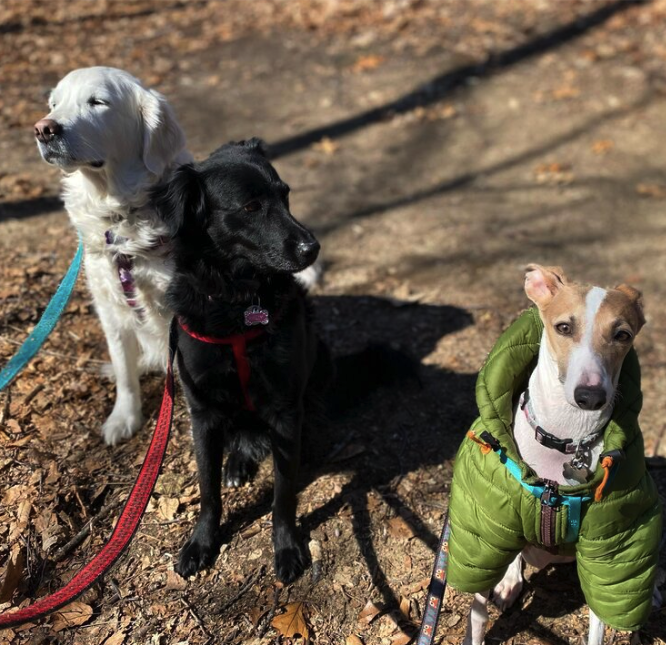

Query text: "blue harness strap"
[496, 445, 591, 543]
[0, 239, 83, 391]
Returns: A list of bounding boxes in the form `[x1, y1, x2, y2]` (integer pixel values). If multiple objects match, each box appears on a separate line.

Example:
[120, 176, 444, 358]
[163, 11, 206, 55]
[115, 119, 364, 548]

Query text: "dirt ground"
[2, 0, 666, 643]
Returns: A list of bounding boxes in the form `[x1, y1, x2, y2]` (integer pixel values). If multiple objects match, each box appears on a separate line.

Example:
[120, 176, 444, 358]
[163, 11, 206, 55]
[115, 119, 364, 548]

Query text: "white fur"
[38, 67, 321, 445]
[37, 67, 192, 445]
[565, 287, 613, 404]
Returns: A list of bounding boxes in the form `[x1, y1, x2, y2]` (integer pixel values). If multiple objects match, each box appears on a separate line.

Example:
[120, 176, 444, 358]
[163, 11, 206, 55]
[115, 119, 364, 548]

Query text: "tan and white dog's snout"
[525, 265, 644, 412]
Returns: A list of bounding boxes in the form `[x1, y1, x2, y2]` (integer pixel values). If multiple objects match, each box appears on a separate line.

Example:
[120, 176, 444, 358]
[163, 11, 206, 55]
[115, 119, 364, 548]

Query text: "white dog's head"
[34, 66, 186, 187]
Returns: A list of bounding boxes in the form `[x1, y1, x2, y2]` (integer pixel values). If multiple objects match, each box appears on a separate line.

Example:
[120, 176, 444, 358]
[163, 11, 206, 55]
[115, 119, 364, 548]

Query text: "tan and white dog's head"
[34, 66, 186, 183]
[525, 264, 645, 412]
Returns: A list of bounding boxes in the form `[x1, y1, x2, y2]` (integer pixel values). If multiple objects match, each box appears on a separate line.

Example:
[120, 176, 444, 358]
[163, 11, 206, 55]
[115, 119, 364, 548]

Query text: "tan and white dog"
[34, 66, 320, 445]
[464, 264, 650, 645]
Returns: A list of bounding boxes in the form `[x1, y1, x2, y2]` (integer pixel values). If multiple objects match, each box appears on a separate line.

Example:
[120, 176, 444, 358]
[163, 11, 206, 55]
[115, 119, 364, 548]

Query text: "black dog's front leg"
[177, 412, 225, 578]
[270, 407, 309, 584]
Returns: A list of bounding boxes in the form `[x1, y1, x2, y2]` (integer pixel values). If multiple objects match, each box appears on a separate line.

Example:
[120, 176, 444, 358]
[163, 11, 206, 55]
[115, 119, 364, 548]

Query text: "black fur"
[152, 139, 330, 583]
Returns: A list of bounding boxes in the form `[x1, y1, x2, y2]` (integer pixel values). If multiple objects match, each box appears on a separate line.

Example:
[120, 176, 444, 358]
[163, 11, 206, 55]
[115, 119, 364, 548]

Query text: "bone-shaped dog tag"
[563, 461, 590, 484]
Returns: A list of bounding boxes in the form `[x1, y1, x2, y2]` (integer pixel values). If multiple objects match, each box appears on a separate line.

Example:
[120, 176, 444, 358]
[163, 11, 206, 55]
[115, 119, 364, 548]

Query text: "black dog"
[152, 139, 331, 583]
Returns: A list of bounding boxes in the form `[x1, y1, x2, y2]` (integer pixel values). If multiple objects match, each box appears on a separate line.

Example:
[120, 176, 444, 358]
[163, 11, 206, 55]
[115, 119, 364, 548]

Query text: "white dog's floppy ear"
[524, 263, 568, 308]
[140, 88, 186, 176]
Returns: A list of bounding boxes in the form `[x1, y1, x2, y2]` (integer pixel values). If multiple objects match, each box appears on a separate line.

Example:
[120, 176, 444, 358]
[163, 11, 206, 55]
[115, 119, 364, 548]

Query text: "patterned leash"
[416, 515, 451, 645]
[0, 239, 84, 391]
[0, 320, 177, 629]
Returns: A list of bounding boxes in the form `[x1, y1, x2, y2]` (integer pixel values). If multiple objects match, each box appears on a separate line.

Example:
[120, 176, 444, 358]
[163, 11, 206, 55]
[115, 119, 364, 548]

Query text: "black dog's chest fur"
[174, 276, 316, 422]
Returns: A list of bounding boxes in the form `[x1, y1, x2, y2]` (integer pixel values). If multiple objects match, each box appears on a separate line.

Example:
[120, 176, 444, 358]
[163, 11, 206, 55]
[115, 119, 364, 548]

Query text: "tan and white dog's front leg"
[493, 552, 524, 610]
[463, 591, 490, 645]
[588, 608, 605, 645]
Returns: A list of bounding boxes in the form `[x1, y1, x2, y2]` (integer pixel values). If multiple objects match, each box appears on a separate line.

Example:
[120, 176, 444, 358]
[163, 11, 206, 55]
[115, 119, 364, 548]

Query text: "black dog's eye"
[88, 97, 109, 107]
[614, 330, 633, 343]
[244, 200, 262, 213]
[555, 322, 572, 336]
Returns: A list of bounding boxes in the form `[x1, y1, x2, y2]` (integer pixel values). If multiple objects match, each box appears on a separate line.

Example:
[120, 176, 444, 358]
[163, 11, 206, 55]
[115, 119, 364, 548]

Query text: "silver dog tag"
[563, 461, 590, 484]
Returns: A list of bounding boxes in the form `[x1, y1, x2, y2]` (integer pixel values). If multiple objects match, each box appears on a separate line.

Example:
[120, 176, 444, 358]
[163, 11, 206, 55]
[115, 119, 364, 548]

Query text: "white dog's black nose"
[574, 386, 606, 411]
[296, 240, 320, 264]
[34, 118, 62, 143]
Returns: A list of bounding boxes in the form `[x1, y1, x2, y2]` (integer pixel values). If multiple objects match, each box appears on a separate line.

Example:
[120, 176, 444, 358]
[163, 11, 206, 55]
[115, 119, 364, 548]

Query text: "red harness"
[178, 319, 266, 411]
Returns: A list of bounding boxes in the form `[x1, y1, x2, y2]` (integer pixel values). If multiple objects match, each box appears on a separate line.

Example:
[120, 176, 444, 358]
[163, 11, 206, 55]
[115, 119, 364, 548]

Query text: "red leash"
[178, 319, 265, 412]
[0, 321, 178, 629]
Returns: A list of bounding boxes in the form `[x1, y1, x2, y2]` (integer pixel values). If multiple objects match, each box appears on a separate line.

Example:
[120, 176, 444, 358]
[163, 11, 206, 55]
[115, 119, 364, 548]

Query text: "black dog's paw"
[274, 542, 310, 584]
[224, 451, 258, 488]
[176, 534, 219, 578]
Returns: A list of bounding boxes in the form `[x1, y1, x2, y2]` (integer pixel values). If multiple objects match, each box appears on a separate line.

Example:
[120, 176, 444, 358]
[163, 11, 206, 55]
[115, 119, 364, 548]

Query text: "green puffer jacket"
[447, 308, 661, 632]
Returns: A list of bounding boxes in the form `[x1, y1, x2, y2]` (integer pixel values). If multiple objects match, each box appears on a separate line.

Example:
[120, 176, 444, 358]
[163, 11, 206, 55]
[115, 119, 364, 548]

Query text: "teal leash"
[0, 238, 83, 391]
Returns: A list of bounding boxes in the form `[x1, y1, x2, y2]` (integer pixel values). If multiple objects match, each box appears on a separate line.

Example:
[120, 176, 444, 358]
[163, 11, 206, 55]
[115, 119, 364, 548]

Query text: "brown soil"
[1, 1, 666, 643]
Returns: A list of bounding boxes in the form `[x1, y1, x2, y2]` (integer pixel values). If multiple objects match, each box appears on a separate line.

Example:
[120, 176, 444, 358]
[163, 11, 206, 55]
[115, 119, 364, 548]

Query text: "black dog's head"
[153, 138, 320, 275]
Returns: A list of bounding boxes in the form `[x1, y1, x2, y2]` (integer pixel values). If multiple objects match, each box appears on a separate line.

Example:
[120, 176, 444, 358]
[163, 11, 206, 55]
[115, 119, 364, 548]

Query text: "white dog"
[35, 66, 319, 445]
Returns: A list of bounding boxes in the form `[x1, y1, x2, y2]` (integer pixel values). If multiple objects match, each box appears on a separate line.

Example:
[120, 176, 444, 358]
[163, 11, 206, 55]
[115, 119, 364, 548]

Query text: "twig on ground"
[257, 584, 281, 637]
[53, 497, 124, 563]
[217, 564, 265, 615]
[181, 596, 212, 640]
[22, 382, 44, 406]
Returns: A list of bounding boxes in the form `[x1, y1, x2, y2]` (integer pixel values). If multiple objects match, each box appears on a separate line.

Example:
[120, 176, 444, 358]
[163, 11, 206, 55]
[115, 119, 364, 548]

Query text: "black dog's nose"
[574, 386, 607, 411]
[296, 240, 320, 264]
[34, 118, 62, 143]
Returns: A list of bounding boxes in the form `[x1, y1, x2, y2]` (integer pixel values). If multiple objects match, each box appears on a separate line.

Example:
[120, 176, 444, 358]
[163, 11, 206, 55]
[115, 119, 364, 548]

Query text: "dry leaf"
[390, 630, 412, 645]
[399, 596, 410, 619]
[346, 636, 364, 645]
[51, 601, 93, 632]
[351, 54, 385, 72]
[271, 602, 309, 638]
[358, 599, 382, 625]
[312, 137, 339, 155]
[0, 549, 24, 603]
[592, 139, 614, 155]
[102, 631, 126, 645]
[157, 496, 179, 521]
[387, 516, 415, 540]
[636, 182, 666, 198]
[164, 570, 187, 591]
[447, 613, 462, 627]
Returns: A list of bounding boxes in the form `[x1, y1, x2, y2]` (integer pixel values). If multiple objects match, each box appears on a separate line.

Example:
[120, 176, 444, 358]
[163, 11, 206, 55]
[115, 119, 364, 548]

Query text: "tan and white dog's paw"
[102, 400, 143, 445]
[492, 556, 523, 611]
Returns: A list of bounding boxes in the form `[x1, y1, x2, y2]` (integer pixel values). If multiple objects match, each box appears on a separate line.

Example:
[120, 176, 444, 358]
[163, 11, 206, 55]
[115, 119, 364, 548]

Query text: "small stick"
[22, 382, 45, 407]
[257, 585, 281, 637]
[217, 565, 265, 615]
[180, 597, 212, 639]
[53, 498, 123, 562]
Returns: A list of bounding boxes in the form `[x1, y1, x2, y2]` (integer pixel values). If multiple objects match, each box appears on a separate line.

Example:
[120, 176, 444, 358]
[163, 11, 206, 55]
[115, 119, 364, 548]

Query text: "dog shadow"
[203, 294, 478, 624]
[484, 563, 585, 644]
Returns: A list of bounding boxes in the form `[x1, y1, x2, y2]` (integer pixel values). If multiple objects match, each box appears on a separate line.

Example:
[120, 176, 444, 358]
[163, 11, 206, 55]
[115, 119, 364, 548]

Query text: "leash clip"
[540, 482, 562, 508]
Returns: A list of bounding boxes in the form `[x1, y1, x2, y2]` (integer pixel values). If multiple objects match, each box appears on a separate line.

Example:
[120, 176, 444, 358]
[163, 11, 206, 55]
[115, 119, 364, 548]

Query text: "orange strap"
[467, 430, 492, 454]
[594, 456, 614, 502]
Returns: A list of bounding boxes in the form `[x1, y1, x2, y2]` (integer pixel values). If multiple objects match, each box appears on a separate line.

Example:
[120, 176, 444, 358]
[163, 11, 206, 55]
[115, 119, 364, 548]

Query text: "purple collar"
[104, 230, 168, 314]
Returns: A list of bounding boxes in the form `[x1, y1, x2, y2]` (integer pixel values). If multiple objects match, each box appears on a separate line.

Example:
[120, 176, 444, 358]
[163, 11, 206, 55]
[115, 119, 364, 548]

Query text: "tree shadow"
[269, 0, 649, 159]
[0, 196, 63, 223]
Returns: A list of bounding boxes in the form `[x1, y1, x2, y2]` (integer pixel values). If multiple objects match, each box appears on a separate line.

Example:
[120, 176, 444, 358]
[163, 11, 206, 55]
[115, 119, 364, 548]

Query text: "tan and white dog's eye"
[244, 200, 262, 213]
[87, 97, 109, 107]
[614, 330, 633, 343]
[555, 322, 572, 336]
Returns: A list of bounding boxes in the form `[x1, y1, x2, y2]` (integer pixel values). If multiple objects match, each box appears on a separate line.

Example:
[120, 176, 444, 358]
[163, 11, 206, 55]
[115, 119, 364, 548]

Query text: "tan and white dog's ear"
[615, 283, 646, 330]
[524, 264, 568, 308]
[140, 88, 186, 176]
